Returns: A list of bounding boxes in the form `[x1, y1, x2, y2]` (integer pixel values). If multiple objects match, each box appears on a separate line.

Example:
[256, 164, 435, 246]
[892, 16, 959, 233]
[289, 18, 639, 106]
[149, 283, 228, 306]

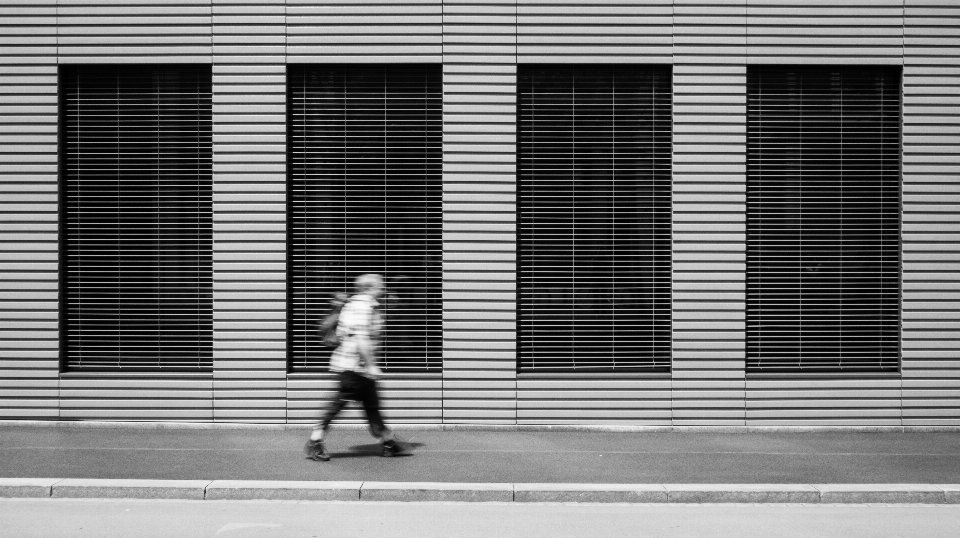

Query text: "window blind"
[60, 65, 213, 372]
[517, 65, 672, 372]
[746, 66, 901, 373]
[287, 64, 443, 373]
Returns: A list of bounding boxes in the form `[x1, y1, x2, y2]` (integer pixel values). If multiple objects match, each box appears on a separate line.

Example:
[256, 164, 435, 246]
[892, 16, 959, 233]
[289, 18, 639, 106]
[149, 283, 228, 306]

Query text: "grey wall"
[0, 0, 957, 426]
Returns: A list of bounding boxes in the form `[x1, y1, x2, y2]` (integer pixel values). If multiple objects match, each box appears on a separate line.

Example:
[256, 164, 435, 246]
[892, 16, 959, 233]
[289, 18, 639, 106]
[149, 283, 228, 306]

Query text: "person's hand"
[366, 365, 383, 380]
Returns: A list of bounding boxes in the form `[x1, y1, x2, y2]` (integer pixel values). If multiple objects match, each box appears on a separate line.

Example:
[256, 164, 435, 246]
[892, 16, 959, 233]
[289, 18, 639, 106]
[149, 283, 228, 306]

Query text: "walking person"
[304, 273, 401, 461]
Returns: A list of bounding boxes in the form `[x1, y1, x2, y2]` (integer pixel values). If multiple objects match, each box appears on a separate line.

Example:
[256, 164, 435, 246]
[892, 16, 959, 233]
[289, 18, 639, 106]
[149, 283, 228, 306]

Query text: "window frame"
[745, 65, 903, 375]
[58, 64, 214, 373]
[285, 63, 444, 374]
[516, 64, 674, 374]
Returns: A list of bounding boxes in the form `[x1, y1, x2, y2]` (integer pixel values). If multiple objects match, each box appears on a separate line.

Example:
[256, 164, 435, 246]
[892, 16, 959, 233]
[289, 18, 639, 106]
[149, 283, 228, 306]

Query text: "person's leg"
[356, 375, 399, 455]
[311, 373, 352, 439]
[305, 373, 351, 461]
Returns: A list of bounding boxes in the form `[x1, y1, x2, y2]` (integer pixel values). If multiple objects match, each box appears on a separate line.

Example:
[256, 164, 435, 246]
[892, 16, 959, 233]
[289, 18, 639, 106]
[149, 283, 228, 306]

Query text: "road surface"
[4, 499, 960, 538]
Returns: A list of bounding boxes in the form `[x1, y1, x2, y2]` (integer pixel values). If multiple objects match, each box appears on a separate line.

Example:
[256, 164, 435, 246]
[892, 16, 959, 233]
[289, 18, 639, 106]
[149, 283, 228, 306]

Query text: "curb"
[2, 479, 959, 504]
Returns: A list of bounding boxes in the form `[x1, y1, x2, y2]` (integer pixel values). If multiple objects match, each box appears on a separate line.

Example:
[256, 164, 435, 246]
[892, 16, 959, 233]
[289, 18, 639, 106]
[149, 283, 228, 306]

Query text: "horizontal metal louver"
[60, 65, 214, 372]
[746, 66, 901, 373]
[517, 65, 673, 372]
[287, 64, 443, 373]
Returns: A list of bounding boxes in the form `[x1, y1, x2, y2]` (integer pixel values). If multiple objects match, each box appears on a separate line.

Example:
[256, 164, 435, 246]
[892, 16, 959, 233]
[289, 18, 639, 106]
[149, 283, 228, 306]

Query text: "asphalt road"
[1, 426, 959, 484]
[4, 499, 960, 538]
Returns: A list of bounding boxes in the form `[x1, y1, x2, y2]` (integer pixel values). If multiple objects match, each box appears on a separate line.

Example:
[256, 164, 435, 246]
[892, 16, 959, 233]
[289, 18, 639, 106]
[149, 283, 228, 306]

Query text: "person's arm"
[357, 303, 382, 379]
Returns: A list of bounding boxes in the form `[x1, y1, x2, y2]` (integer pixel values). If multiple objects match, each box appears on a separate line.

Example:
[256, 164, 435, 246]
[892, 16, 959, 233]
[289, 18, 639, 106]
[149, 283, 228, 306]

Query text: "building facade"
[1, 1, 959, 427]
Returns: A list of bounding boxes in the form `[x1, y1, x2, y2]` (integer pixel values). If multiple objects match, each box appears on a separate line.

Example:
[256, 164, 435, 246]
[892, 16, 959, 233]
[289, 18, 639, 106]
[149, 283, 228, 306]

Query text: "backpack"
[317, 300, 345, 348]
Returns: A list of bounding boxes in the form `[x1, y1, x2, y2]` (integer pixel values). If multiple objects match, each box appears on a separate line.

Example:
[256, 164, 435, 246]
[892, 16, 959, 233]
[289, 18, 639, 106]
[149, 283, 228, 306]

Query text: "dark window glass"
[60, 65, 213, 372]
[746, 66, 901, 373]
[287, 64, 442, 373]
[517, 65, 673, 372]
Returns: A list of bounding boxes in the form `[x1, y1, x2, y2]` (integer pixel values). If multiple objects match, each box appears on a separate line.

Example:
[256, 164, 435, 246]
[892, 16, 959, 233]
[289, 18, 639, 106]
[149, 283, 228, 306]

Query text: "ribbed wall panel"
[672, 0, 747, 425]
[1, 1, 960, 426]
[902, 1, 960, 426]
[0, 0, 59, 419]
[286, 0, 442, 63]
[743, 4, 904, 426]
[57, 0, 213, 63]
[59, 375, 214, 421]
[746, 378, 902, 425]
[210, 0, 286, 423]
[745, 0, 904, 65]
[442, 1, 517, 424]
[517, 0, 672, 64]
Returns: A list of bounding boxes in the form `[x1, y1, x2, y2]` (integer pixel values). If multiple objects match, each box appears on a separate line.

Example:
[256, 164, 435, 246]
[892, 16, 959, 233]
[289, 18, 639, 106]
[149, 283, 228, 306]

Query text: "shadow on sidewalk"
[331, 441, 424, 459]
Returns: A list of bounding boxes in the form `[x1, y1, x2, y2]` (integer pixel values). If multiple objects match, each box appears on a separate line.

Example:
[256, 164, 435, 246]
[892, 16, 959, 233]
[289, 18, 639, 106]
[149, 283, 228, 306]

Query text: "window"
[60, 65, 213, 371]
[746, 66, 901, 373]
[517, 65, 672, 372]
[287, 64, 442, 373]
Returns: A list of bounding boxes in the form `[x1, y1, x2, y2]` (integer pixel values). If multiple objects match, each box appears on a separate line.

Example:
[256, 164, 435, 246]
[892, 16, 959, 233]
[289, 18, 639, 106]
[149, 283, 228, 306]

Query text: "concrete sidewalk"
[2, 422, 959, 503]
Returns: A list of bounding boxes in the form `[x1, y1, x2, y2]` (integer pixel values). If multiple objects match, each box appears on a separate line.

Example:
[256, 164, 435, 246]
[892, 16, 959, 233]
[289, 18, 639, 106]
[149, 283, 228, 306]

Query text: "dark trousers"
[316, 371, 389, 439]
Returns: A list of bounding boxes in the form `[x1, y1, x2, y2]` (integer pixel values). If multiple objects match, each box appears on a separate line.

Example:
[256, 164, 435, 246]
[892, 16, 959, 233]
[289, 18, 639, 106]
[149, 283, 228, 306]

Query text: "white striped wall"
[211, 0, 286, 423]
[286, 0, 442, 63]
[746, 0, 904, 64]
[442, 0, 518, 424]
[58, 0, 214, 64]
[0, 0, 58, 420]
[517, 0, 672, 63]
[903, 1, 960, 426]
[672, 0, 747, 426]
[0, 1, 957, 426]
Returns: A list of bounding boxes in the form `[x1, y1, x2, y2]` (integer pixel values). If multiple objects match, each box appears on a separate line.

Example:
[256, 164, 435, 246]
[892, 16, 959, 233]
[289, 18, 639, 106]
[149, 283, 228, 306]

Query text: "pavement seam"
[4, 420, 960, 433]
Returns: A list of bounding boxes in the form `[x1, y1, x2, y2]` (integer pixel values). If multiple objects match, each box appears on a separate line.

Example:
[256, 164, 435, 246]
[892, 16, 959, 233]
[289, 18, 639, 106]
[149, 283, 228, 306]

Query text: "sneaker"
[381, 439, 401, 458]
[304, 439, 330, 461]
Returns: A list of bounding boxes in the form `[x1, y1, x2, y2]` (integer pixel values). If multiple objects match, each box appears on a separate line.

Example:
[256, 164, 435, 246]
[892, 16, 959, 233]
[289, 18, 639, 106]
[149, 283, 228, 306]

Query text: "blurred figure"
[304, 274, 400, 461]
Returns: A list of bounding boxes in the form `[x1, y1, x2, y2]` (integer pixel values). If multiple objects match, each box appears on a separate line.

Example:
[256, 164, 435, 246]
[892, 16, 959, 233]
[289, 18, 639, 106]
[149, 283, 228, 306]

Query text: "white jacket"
[329, 294, 382, 374]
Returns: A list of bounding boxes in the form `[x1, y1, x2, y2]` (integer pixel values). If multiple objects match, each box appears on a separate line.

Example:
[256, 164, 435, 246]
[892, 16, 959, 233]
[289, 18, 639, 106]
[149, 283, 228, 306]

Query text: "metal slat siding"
[443, 1, 517, 424]
[746, 0, 904, 65]
[56, 2, 215, 421]
[671, 1, 747, 425]
[517, 0, 672, 64]
[285, 3, 444, 425]
[0, 0, 58, 419]
[903, 2, 960, 426]
[211, 0, 286, 423]
[747, 379, 903, 422]
[57, 0, 213, 64]
[1, 1, 958, 426]
[743, 3, 904, 426]
[286, 0, 442, 63]
[516, 2, 673, 426]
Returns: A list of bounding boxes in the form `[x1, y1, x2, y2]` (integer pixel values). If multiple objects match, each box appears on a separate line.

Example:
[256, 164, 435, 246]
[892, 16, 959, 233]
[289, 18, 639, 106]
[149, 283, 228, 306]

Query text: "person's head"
[354, 273, 384, 298]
